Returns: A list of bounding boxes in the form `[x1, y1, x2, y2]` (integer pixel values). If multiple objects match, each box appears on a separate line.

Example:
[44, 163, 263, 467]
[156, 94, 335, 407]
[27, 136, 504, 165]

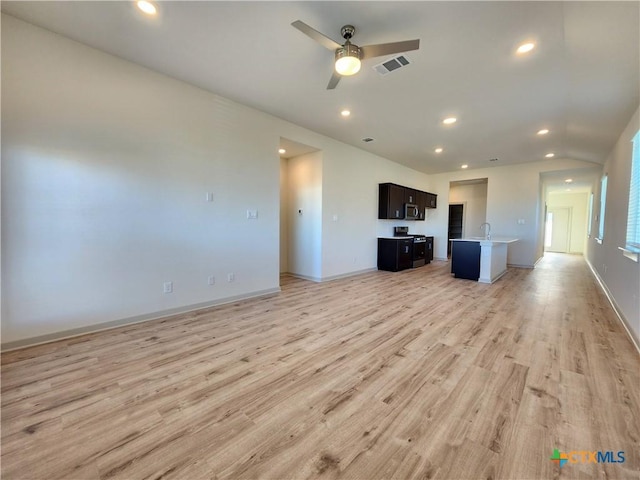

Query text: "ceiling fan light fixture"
[335, 44, 362, 76]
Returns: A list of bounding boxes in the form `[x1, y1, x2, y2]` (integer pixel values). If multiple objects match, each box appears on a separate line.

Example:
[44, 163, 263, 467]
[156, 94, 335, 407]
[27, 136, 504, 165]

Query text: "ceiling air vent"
[373, 55, 411, 76]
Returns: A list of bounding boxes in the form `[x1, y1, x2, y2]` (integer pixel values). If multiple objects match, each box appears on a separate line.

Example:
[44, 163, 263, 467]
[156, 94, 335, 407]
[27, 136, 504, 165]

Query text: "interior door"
[546, 207, 571, 252]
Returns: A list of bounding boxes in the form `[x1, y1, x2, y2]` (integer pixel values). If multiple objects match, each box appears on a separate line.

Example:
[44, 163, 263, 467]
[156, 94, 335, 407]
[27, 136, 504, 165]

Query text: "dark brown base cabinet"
[426, 236, 434, 264]
[378, 238, 413, 272]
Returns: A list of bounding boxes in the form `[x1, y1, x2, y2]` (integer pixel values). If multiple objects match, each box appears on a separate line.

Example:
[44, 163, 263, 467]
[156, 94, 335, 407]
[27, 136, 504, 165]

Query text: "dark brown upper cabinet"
[378, 183, 437, 220]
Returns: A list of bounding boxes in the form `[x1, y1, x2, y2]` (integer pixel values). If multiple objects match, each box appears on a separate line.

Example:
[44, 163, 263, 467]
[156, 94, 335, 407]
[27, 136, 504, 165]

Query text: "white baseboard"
[284, 272, 322, 282]
[320, 268, 378, 282]
[1, 287, 281, 352]
[286, 267, 377, 283]
[585, 258, 640, 354]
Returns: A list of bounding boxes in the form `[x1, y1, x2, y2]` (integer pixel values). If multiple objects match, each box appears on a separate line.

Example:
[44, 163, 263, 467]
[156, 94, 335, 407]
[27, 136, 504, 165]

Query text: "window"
[597, 174, 608, 242]
[587, 193, 594, 237]
[625, 130, 640, 251]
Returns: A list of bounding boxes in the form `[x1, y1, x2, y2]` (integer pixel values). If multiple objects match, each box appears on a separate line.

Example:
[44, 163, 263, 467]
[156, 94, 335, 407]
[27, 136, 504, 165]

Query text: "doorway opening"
[539, 167, 601, 260]
[279, 137, 321, 285]
[448, 178, 488, 257]
[448, 204, 464, 256]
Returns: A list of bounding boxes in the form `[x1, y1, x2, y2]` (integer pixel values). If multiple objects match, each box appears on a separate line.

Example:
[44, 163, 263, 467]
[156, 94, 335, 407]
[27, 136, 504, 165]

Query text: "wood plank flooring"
[2, 253, 639, 479]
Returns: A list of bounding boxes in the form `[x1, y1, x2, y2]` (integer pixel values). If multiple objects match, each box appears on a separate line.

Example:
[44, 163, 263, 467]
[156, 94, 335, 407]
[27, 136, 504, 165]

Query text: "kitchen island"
[450, 237, 518, 283]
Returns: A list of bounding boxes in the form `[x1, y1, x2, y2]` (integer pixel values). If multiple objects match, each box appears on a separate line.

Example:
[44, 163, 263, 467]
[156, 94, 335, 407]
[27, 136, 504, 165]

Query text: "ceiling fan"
[291, 20, 420, 90]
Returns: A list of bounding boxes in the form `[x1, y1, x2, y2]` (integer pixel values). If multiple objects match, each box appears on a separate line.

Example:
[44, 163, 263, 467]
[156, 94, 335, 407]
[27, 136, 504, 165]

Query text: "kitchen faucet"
[480, 222, 491, 240]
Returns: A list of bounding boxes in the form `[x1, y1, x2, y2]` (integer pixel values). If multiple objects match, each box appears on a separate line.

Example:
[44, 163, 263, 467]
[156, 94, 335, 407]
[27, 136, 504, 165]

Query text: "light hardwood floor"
[2, 253, 639, 480]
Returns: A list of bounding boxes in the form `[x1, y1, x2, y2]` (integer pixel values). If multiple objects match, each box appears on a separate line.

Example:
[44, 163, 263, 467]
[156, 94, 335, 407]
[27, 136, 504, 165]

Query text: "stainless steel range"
[394, 226, 426, 268]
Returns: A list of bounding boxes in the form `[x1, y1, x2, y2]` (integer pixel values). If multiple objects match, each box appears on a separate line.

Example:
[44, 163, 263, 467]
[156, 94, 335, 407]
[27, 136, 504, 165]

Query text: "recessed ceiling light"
[565, 178, 573, 183]
[136, 0, 157, 15]
[443, 117, 457, 125]
[545, 153, 555, 158]
[537, 129, 549, 135]
[278, 148, 286, 154]
[461, 164, 468, 169]
[340, 109, 351, 117]
[516, 42, 535, 54]
[434, 147, 443, 153]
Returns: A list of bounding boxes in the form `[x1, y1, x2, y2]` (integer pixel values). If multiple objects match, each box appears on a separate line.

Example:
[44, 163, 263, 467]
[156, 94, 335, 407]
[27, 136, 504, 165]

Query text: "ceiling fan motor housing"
[340, 25, 356, 40]
[335, 42, 361, 62]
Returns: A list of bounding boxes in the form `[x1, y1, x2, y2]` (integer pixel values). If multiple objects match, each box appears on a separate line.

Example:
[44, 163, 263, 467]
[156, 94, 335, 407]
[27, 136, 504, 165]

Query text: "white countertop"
[451, 237, 518, 244]
[379, 236, 414, 240]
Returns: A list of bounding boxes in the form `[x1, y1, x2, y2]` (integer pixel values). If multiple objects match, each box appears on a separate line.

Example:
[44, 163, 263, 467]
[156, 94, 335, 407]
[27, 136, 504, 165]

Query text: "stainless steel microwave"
[405, 203, 419, 220]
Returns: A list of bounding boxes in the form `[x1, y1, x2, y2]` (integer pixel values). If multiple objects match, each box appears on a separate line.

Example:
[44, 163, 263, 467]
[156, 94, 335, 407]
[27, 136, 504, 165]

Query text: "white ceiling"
[2, 1, 638, 174]
[542, 166, 601, 195]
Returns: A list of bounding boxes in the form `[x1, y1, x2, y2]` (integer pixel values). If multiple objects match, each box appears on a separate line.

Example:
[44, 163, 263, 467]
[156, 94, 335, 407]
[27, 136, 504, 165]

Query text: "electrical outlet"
[517, 219, 525, 225]
[227, 273, 235, 283]
[163, 281, 173, 294]
[206, 192, 214, 202]
[247, 209, 258, 219]
[332, 214, 339, 222]
[208, 276, 215, 286]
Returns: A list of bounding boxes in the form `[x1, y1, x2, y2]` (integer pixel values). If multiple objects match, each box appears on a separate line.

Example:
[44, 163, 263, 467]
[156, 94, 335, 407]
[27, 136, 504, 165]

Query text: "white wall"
[3, 15, 438, 346]
[1, 15, 284, 346]
[286, 152, 323, 280]
[547, 192, 589, 254]
[449, 182, 488, 239]
[321, 151, 433, 279]
[586, 106, 639, 344]
[426, 159, 601, 266]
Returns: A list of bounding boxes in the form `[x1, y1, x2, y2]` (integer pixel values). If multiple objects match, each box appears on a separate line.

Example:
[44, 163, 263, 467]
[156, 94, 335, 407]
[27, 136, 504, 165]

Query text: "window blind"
[626, 130, 640, 250]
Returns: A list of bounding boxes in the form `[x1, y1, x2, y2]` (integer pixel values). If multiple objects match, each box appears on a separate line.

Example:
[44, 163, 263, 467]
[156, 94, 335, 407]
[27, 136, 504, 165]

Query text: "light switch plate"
[247, 209, 258, 219]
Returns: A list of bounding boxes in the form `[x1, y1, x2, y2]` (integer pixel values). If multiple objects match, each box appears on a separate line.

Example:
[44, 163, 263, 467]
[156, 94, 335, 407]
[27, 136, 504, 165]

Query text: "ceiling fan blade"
[327, 72, 342, 90]
[291, 20, 342, 51]
[360, 39, 420, 59]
